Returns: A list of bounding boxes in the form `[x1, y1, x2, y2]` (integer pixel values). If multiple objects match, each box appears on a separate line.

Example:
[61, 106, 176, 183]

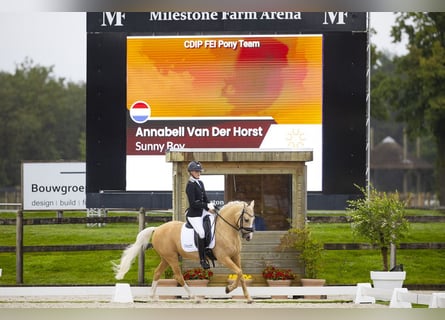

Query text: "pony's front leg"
[226, 276, 241, 294]
[230, 274, 253, 303]
[220, 258, 253, 303]
[238, 277, 253, 303]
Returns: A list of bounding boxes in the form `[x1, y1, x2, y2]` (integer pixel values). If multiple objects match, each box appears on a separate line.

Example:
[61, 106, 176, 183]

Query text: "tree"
[346, 185, 409, 271]
[0, 59, 85, 187]
[371, 49, 436, 166]
[383, 13, 445, 204]
[370, 44, 396, 121]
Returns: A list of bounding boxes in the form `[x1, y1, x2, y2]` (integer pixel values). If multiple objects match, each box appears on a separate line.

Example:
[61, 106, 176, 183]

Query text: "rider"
[185, 161, 215, 270]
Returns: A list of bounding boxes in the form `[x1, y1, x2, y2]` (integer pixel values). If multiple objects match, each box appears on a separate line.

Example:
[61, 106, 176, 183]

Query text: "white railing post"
[389, 288, 412, 308]
[354, 283, 375, 304]
[429, 293, 445, 308]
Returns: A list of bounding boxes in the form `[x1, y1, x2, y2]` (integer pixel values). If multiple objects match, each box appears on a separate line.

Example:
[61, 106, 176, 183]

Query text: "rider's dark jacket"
[186, 179, 210, 217]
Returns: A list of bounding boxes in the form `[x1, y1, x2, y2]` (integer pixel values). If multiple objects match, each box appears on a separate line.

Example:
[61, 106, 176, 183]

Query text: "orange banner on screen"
[127, 35, 322, 125]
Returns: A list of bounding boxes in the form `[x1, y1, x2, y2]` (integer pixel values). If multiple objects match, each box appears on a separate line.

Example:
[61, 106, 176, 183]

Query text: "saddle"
[185, 214, 217, 267]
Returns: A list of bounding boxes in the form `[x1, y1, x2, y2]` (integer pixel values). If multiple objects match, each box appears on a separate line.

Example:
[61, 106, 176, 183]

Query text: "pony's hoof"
[247, 299, 254, 304]
[193, 296, 203, 304]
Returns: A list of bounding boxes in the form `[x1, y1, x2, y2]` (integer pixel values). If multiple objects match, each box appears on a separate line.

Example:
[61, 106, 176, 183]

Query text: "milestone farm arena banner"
[126, 34, 323, 190]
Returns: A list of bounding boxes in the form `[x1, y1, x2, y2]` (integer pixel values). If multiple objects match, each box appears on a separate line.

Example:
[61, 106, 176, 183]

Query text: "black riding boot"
[198, 238, 210, 270]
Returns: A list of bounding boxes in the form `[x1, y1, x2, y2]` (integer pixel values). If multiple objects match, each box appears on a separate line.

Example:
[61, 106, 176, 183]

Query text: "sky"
[0, 12, 406, 83]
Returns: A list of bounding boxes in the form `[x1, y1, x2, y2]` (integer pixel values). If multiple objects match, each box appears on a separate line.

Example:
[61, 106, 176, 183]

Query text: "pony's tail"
[113, 227, 157, 280]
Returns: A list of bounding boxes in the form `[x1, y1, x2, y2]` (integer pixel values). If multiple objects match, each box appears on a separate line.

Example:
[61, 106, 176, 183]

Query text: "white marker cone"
[112, 283, 133, 303]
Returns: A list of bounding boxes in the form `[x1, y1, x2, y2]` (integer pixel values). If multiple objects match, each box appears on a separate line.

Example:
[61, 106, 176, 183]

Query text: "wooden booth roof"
[165, 148, 313, 163]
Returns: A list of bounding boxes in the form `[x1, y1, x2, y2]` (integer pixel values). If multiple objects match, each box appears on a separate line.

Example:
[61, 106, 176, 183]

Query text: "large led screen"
[126, 34, 323, 191]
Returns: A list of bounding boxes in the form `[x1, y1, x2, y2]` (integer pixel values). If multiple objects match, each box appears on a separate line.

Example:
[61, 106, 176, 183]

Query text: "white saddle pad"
[181, 213, 216, 252]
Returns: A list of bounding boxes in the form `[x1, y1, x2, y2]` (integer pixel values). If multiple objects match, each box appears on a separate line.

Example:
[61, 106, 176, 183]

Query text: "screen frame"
[86, 12, 368, 209]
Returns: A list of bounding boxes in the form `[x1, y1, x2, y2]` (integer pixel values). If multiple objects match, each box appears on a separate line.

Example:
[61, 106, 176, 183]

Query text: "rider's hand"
[207, 202, 215, 211]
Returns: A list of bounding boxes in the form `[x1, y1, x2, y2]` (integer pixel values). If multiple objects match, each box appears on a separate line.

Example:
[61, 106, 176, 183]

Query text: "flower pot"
[370, 271, 406, 289]
[156, 279, 178, 300]
[300, 278, 326, 299]
[186, 279, 209, 298]
[266, 279, 292, 299]
[186, 279, 209, 287]
[266, 279, 292, 286]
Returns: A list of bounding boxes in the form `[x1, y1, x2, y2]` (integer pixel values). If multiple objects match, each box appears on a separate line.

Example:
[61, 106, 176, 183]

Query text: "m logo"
[323, 12, 348, 25]
[101, 12, 125, 27]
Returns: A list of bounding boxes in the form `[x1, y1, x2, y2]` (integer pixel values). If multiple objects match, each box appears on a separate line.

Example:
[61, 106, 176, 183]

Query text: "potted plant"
[280, 225, 325, 298]
[183, 267, 213, 287]
[262, 265, 294, 299]
[346, 184, 409, 288]
[262, 265, 295, 285]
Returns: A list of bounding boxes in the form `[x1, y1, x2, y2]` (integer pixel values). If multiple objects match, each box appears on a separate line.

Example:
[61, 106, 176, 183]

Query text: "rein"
[215, 203, 254, 235]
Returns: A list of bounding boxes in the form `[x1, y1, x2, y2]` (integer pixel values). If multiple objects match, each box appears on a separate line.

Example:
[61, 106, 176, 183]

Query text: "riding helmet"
[187, 161, 203, 172]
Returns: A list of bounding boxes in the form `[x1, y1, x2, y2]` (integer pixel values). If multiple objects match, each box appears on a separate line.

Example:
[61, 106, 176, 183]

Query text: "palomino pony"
[113, 200, 256, 303]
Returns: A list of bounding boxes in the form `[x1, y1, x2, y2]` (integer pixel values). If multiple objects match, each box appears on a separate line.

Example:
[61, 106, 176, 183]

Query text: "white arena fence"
[0, 283, 444, 308]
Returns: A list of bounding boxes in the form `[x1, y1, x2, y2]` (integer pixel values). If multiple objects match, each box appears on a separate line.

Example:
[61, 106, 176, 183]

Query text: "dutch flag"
[129, 101, 151, 124]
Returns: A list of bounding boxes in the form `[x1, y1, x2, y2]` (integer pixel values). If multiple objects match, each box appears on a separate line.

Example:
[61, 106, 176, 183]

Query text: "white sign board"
[22, 162, 86, 211]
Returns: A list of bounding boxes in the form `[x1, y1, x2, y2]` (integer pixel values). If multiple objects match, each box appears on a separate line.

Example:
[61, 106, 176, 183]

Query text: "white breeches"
[187, 210, 211, 239]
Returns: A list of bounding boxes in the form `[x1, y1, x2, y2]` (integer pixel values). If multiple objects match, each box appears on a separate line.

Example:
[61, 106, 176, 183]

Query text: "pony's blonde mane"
[221, 200, 247, 211]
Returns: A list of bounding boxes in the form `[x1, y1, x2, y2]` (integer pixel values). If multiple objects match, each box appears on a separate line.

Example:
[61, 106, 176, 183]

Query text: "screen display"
[126, 34, 323, 191]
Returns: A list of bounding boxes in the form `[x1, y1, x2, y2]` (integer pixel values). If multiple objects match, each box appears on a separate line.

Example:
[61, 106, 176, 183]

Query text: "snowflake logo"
[286, 128, 305, 148]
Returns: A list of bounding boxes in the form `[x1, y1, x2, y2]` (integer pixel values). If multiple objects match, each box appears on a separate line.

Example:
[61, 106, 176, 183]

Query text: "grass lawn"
[309, 222, 445, 243]
[319, 249, 444, 285]
[0, 210, 444, 286]
[311, 220, 445, 285]
[0, 251, 162, 285]
[309, 208, 445, 216]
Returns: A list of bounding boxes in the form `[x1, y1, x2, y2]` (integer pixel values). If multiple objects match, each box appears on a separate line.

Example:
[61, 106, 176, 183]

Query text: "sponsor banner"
[127, 117, 276, 155]
[22, 162, 86, 211]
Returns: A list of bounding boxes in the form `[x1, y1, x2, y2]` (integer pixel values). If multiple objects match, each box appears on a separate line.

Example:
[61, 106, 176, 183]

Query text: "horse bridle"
[215, 204, 255, 236]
